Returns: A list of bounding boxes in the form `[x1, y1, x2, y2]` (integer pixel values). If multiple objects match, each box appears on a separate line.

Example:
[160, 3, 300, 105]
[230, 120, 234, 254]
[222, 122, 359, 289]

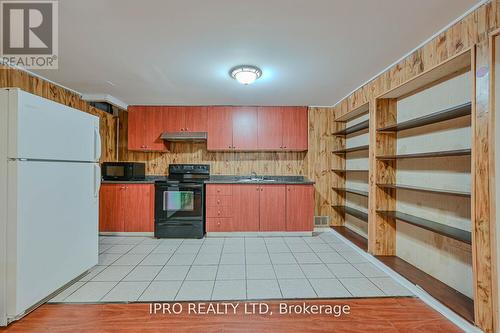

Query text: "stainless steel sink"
[237, 178, 276, 183]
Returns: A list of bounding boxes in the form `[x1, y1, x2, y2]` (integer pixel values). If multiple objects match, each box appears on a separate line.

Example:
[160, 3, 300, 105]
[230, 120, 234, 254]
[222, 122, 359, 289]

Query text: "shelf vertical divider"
[369, 98, 397, 255]
[331, 101, 348, 226]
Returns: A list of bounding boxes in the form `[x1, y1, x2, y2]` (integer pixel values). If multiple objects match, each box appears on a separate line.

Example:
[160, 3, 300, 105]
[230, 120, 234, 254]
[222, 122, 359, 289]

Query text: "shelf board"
[332, 205, 368, 222]
[332, 120, 369, 136]
[332, 169, 369, 173]
[332, 145, 369, 154]
[376, 210, 471, 244]
[375, 256, 474, 323]
[377, 183, 471, 197]
[377, 102, 471, 132]
[335, 103, 369, 122]
[332, 187, 369, 197]
[379, 49, 471, 99]
[377, 148, 471, 160]
[331, 226, 368, 251]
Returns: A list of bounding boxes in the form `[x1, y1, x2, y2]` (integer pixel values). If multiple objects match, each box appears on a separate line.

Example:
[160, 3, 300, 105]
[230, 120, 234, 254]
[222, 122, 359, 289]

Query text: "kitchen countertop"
[101, 175, 167, 184]
[102, 175, 315, 185]
[204, 175, 315, 185]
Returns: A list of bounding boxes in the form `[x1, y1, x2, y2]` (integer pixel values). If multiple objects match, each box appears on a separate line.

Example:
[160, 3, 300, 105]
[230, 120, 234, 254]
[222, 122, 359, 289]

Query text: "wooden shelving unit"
[332, 169, 368, 173]
[366, 48, 475, 322]
[331, 102, 370, 240]
[332, 187, 369, 197]
[377, 183, 471, 197]
[377, 102, 471, 132]
[332, 145, 369, 154]
[377, 148, 471, 160]
[332, 120, 369, 136]
[332, 205, 368, 223]
[376, 210, 471, 244]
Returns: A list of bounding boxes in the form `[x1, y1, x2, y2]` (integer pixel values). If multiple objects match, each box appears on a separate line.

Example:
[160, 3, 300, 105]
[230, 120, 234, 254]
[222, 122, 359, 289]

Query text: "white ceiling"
[34, 0, 481, 106]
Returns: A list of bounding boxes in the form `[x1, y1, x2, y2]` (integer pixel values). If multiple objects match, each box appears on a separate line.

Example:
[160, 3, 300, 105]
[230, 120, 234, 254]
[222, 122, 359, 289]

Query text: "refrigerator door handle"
[94, 125, 101, 161]
[94, 164, 101, 198]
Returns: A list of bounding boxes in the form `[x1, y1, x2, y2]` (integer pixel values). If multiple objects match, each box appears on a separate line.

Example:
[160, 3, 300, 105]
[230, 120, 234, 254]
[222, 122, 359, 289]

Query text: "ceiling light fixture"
[229, 65, 262, 85]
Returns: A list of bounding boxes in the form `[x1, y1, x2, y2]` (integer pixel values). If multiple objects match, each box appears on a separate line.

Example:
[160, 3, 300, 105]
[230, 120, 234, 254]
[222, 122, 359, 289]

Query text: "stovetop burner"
[167, 164, 210, 182]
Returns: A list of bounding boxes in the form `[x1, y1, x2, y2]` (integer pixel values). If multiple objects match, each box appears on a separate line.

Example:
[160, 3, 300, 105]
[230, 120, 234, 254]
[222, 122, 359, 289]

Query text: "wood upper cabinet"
[128, 105, 308, 152]
[162, 106, 185, 132]
[232, 185, 260, 231]
[286, 185, 314, 231]
[282, 106, 308, 150]
[163, 106, 207, 132]
[99, 183, 154, 232]
[128, 106, 167, 152]
[257, 107, 283, 150]
[184, 106, 207, 132]
[127, 107, 144, 151]
[207, 106, 233, 150]
[259, 185, 286, 231]
[232, 107, 258, 150]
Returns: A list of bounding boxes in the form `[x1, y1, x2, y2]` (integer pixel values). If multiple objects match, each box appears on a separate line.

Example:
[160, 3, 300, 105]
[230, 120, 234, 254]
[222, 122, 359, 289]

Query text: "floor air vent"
[314, 216, 330, 227]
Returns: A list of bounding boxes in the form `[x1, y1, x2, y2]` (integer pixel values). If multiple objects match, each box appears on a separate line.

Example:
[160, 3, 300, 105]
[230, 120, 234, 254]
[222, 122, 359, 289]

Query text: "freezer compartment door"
[6, 160, 98, 318]
[7, 89, 100, 162]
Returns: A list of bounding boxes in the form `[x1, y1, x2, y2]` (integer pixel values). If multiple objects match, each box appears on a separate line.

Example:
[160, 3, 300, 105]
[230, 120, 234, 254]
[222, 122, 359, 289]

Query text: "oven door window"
[164, 191, 194, 211]
[159, 186, 203, 220]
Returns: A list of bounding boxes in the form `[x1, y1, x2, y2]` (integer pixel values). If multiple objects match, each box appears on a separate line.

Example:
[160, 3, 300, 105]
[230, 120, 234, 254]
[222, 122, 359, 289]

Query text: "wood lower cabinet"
[206, 217, 234, 232]
[232, 185, 260, 231]
[259, 185, 286, 231]
[99, 183, 154, 232]
[286, 185, 314, 231]
[205, 183, 313, 232]
[99, 184, 126, 232]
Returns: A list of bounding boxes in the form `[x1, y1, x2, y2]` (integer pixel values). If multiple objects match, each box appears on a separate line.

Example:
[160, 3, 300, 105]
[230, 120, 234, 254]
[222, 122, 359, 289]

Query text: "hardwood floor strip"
[0, 299, 462, 333]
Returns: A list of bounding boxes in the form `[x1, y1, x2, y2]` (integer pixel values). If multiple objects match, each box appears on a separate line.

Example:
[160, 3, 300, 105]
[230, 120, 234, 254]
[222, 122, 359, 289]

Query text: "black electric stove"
[154, 164, 209, 239]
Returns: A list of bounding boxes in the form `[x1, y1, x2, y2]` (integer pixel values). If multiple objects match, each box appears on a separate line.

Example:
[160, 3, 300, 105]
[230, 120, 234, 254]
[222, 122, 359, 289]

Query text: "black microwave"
[101, 162, 146, 181]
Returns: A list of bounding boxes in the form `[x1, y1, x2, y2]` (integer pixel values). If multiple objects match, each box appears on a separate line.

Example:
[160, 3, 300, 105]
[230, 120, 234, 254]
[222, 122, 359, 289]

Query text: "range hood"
[160, 131, 208, 142]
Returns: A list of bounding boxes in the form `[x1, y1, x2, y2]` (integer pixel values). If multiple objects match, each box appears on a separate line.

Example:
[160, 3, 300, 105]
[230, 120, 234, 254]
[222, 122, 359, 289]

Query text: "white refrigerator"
[0, 88, 101, 325]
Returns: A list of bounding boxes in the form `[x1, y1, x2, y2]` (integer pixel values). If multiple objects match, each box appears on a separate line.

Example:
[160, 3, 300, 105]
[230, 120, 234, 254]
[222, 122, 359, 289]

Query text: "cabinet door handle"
[185, 128, 188, 131]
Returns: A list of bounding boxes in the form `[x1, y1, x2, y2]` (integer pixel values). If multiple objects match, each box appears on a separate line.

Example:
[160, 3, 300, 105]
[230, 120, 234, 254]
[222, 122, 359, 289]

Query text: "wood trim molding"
[471, 41, 495, 333]
[488, 28, 500, 333]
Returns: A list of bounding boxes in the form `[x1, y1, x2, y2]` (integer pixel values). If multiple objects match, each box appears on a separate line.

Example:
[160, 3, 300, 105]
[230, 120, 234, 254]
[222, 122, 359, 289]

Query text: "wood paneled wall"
[328, 2, 499, 332]
[0, 66, 117, 162]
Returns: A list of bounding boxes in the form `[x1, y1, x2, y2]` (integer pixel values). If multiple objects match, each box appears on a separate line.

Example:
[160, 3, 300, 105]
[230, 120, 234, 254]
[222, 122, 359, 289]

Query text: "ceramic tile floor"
[49, 231, 413, 303]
